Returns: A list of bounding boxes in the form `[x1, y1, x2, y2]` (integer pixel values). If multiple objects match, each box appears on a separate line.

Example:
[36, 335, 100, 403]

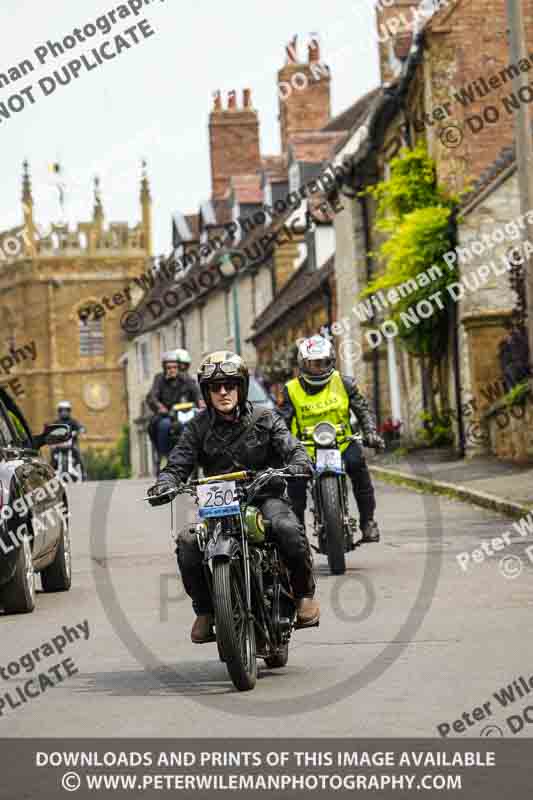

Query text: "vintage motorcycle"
[153, 402, 198, 476]
[168, 401, 197, 447]
[146, 467, 309, 692]
[50, 427, 85, 483]
[300, 421, 363, 575]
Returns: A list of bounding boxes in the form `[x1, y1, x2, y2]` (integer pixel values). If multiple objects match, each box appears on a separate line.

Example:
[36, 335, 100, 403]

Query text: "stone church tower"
[0, 161, 152, 450]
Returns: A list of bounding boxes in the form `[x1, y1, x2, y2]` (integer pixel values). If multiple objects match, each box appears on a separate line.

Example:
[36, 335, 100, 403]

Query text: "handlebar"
[142, 467, 310, 502]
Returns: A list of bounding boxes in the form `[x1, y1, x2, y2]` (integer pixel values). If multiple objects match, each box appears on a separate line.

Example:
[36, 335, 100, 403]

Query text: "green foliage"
[360, 142, 458, 359]
[503, 380, 530, 408]
[84, 425, 131, 481]
[363, 141, 457, 231]
[416, 411, 454, 448]
[116, 424, 131, 476]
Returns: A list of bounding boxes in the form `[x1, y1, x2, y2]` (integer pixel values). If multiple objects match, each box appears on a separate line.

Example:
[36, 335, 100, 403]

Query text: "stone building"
[320, 0, 533, 451]
[0, 161, 152, 450]
[455, 146, 533, 462]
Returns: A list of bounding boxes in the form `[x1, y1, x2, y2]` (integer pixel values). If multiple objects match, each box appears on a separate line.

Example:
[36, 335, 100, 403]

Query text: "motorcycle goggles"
[200, 361, 240, 381]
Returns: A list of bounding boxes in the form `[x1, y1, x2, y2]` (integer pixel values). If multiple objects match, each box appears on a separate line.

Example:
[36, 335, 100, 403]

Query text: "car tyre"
[41, 518, 72, 593]
[1, 534, 36, 614]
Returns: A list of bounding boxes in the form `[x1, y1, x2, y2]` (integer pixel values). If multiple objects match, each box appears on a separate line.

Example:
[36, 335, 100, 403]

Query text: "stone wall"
[457, 169, 520, 455]
[486, 394, 533, 463]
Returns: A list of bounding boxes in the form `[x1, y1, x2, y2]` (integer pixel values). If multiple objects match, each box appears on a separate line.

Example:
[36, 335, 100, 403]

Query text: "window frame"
[79, 316, 104, 357]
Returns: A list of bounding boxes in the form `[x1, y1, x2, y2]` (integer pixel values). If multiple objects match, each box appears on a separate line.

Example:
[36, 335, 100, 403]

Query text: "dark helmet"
[198, 351, 249, 410]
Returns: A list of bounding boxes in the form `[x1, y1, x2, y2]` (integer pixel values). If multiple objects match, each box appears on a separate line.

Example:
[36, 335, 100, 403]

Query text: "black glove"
[287, 463, 314, 479]
[363, 432, 385, 451]
[263, 474, 287, 494]
[147, 478, 178, 507]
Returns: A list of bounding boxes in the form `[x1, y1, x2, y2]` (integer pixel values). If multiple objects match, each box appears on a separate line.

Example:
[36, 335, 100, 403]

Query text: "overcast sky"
[1, 0, 380, 255]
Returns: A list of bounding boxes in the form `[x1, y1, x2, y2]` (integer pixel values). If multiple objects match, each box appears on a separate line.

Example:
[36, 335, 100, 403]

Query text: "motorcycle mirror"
[39, 423, 72, 448]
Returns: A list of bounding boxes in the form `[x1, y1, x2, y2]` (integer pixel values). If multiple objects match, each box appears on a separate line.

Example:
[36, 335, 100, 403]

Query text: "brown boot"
[295, 597, 320, 628]
[191, 614, 215, 643]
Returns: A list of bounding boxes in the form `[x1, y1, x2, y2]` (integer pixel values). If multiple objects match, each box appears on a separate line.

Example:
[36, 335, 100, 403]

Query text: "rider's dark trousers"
[288, 440, 376, 528]
[176, 497, 316, 615]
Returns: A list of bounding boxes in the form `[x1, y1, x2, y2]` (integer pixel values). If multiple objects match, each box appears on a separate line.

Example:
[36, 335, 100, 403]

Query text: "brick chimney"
[376, 0, 421, 85]
[209, 89, 262, 198]
[278, 35, 331, 154]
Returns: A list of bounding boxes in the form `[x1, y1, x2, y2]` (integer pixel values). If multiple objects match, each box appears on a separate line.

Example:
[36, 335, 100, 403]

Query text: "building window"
[289, 162, 300, 193]
[224, 290, 234, 342]
[136, 338, 152, 382]
[79, 318, 104, 356]
[199, 305, 209, 353]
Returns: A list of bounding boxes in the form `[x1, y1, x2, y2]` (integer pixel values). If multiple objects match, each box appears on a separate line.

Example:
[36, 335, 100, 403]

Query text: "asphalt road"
[1, 476, 532, 738]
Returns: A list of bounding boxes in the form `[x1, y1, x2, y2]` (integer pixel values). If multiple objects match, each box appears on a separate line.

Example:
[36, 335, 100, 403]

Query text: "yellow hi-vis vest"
[286, 370, 352, 455]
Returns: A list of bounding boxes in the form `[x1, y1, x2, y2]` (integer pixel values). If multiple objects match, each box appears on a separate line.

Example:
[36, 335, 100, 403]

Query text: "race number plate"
[197, 481, 239, 518]
[316, 448, 342, 472]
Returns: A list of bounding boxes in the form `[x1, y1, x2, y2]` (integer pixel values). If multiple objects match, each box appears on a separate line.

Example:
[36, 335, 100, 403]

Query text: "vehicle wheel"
[212, 560, 256, 691]
[1, 535, 35, 614]
[321, 475, 346, 575]
[41, 518, 72, 592]
[264, 642, 289, 669]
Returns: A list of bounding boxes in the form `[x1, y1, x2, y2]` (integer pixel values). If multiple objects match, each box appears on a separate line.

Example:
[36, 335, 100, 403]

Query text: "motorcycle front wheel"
[320, 475, 346, 575]
[212, 559, 257, 691]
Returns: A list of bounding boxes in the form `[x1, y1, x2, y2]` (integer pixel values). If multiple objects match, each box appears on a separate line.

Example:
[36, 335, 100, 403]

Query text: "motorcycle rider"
[52, 401, 85, 477]
[279, 336, 384, 543]
[148, 350, 318, 643]
[146, 349, 202, 463]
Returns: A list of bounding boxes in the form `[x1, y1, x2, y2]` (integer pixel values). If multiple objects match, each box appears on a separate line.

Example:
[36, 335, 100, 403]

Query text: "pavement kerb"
[369, 465, 533, 520]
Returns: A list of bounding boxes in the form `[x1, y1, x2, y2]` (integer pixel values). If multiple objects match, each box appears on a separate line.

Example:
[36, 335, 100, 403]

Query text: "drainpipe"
[359, 192, 381, 428]
[448, 208, 465, 457]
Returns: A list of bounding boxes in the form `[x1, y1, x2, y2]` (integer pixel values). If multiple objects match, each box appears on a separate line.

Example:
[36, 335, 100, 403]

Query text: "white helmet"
[57, 400, 72, 412]
[297, 335, 336, 387]
[174, 348, 191, 366]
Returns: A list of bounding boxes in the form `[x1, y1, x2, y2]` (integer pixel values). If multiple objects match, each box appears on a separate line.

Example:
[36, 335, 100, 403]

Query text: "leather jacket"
[279, 373, 377, 437]
[160, 402, 312, 486]
[146, 372, 201, 414]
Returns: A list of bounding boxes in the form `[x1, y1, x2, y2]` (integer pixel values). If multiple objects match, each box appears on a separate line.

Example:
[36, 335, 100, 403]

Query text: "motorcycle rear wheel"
[213, 560, 257, 691]
[320, 475, 346, 575]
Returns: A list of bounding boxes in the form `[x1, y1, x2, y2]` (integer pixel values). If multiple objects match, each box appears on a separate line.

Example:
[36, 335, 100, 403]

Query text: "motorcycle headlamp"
[312, 422, 337, 447]
[200, 361, 240, 381]
[245, 507, 266, 544]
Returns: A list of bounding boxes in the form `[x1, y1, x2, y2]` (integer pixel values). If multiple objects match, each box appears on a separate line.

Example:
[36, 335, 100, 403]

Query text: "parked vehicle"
[146, 467, 309, 691]
[50, 427, 85, 483]
[248, 376, 274, 410]
[301, 421, 362, 575]
[0, 388, 72, 614]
